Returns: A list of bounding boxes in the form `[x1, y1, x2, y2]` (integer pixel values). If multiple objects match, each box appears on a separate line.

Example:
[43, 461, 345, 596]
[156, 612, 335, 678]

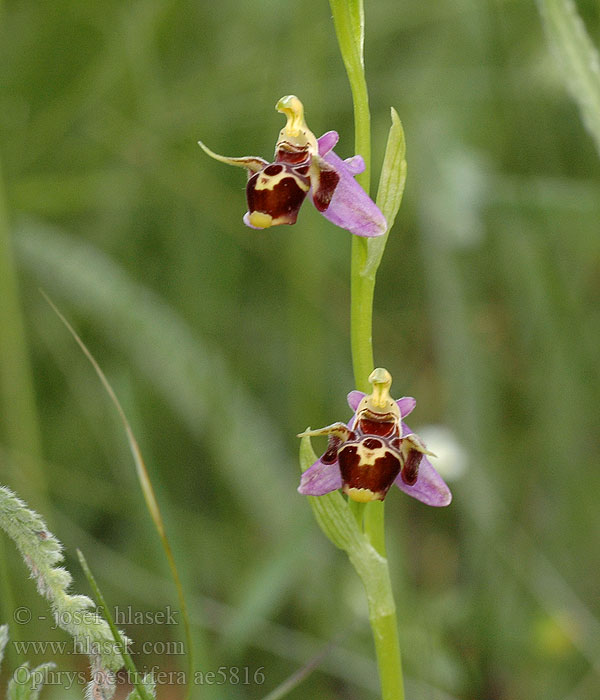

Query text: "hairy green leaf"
[7, 662, 55, 700]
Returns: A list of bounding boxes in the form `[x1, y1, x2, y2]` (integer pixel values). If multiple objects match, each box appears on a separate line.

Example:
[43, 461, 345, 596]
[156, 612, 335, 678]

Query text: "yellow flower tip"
[369, 367, 392, 388]
[275, 95, 318, 156]
[247, 211, 273, 228]
[356, 367, 400, 418]
[276, 95, 305, 135]
[345, 486, 383, 503]
[368, 368, 394, 410]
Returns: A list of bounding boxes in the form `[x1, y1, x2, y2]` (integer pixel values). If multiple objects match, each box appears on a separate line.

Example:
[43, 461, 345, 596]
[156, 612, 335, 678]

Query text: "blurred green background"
[1, 0, 599, 698]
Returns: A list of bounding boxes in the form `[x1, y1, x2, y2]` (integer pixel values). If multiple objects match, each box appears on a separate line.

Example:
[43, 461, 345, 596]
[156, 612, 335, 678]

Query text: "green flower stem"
[329, 0, 371, 193]
[300, 439, 404, 700]
[329, 2, 405, 699]
[362, 507, 404, 700]
[329, 0, 374, 393]
[364, 500, 386, 556]
[350, 239, 376, 392]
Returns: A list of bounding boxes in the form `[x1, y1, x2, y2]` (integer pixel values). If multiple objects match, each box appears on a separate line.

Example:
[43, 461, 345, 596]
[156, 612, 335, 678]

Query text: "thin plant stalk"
[78, 550, 154, 700]
[329, 0, 375, 390]
[329, 1, 405, 698]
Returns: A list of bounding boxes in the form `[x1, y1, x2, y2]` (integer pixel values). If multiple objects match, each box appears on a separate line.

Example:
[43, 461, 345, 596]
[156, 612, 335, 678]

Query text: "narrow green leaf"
[16, 222, 295, 535]
[299, 437, 394, 620]
[42, 293, 192, 700]
[298, 438, 395, 620]
[299, 435, 365, 553]
[537, 0, 600, 154]
[364, 108, 407, 278]
[0, 141, 47, 510]
[260, 635, 343, 700]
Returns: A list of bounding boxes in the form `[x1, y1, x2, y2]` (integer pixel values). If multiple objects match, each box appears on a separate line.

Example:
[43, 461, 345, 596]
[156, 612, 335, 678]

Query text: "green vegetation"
[1, 0, 599, 698]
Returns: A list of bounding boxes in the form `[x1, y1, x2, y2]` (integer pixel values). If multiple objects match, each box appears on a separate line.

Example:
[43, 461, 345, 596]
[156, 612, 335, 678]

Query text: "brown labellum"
[338, 438, 403, 501]
[246, 162, 310, 226]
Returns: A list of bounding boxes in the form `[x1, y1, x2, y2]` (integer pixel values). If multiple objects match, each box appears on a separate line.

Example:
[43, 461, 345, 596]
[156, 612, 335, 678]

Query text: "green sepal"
[300, 435, 366, 552]
[364, 108, 407, 278]
[197, 141, 267, 173]
[299, 436, 396, 619]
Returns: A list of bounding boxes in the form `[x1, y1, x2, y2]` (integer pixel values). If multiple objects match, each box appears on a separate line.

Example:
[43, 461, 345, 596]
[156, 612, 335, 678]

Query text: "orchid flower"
[298, 368, 452, 506]
[198, 95, 387, 237]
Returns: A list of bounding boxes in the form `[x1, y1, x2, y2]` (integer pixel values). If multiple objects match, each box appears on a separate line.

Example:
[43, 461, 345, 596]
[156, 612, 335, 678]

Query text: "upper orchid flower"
[298, 368, 452, 506]
[198, 95, 387, 237]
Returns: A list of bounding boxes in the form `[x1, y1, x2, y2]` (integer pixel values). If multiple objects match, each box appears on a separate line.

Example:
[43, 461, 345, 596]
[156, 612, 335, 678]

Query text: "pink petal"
[317, 131, 339, 156]
[347, 390, 365, 411]
[343, 155, 365, 175]
[298, 457, 343, 496]
[318, 148, 387, 237]
[393, 456, 452, 507]
[396, 397, 416, 418]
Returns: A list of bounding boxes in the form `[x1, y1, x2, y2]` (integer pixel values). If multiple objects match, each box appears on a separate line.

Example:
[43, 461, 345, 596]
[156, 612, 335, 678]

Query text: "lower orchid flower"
[298, 368, 452, 506]
[198, 95, 387, 237]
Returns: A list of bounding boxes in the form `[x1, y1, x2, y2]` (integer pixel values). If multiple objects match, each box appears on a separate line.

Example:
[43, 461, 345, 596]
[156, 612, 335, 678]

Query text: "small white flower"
[413, 425, 468, 482]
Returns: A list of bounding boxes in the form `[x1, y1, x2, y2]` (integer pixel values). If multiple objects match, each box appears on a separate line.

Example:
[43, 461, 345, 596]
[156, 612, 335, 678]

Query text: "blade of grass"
[77, 550, 154, 700]
[260, 631, 350, 700]
[17, 223, 299, 534]
[0, 156, 46, 509]
[537, 0, 600, 155]
[0, 154, 47, 669]
[49, 503, 380, 694]
[417, 134, 600, 677]
[41, 292, 195, 700]
[51, 501, 463, 700]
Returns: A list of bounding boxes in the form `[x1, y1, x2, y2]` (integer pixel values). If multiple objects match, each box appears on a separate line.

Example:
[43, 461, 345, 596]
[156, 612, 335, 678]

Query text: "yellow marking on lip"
[355, 442, 388, 467]
[254, 169, 310, 192]
[344, 487, 382, 503]
[247, 211, 273, 228]
[248, 211, 304, 228]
